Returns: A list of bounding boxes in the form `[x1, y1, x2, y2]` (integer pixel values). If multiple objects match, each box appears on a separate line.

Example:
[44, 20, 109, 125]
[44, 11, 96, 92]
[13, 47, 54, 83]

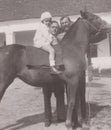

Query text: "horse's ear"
[80, 10, 87, 19]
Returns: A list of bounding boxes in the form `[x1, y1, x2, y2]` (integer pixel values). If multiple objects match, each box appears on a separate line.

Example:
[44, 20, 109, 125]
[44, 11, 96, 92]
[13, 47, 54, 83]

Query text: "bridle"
[83, 18, 101, 35]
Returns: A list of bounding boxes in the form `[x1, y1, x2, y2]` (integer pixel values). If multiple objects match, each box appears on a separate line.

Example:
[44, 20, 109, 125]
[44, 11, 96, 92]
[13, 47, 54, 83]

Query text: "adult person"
[50, 21, 60, 36]
[42, 20, 65, 127]
[57, 15, 73, 41]
[33, 11, 61, 74]
[60, 15, 73, 32]
[49, 20, 60, 45]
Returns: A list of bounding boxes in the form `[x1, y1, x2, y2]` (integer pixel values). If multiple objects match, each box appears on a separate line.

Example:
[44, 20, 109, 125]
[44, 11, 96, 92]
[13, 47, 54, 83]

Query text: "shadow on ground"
[1, 81, 110, 130]
[86, 103, 107, 118]
[1, 103, 109, 130]
[1, 112, 45, 130]
[0, 110, 61, 130]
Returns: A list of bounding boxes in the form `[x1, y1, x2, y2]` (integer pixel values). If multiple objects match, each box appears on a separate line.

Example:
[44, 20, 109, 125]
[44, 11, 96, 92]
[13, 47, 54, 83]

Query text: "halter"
[83, 18, 101, 34]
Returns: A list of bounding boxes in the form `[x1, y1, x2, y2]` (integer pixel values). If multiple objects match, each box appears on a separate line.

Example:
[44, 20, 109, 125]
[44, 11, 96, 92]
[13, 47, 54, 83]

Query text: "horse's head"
[80, 10, 107, 31]
[80, 10, 108, 43]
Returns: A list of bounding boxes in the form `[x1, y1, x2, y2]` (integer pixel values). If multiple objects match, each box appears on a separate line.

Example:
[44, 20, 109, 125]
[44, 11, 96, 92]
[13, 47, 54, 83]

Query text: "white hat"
[40, 11, 52, 21]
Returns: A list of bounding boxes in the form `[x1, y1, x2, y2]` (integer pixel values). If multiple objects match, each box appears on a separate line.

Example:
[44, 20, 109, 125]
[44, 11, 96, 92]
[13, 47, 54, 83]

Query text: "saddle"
[26, 44, 65, 73]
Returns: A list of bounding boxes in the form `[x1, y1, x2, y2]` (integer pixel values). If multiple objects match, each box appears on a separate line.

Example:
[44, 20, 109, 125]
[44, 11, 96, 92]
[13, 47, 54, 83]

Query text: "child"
[33, 11, 61, 74]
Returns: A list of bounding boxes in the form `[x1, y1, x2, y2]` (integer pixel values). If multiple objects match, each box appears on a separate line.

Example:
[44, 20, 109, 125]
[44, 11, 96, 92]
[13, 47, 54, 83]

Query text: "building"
[0, 0, 111, 68]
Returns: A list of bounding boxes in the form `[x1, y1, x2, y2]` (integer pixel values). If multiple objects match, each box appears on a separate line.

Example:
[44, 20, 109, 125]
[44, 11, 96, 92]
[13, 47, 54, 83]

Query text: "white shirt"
[33, 23, 53, 48]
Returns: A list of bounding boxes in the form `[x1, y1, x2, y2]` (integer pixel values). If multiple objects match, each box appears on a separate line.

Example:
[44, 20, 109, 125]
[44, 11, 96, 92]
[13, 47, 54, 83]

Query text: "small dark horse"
[0, 10, 107, 129]
[0, 44, 66, 126]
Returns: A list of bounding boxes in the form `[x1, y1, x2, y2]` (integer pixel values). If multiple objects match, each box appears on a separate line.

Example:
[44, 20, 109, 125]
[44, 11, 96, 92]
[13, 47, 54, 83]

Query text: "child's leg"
[41, 45, 62, 73]
[41, 45, 55, 66]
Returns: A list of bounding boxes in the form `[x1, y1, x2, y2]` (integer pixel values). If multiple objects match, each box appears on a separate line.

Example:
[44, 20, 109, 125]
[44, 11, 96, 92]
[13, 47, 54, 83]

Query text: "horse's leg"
[65, 76, 79, 129]
[0, 73, 15, 102]
[54, 83, 65, 122]
[72, 88, 82, 129]
[0, 79, 14, 102]
[79, 71, 86, 120]
[0, 83, 7, 101]
[79, 70, 87, 128]
[42, 86, 52, 127]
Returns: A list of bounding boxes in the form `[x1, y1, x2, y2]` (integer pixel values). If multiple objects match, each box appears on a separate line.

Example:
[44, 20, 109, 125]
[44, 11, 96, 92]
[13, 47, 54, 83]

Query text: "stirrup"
[51, 66, 62, 74]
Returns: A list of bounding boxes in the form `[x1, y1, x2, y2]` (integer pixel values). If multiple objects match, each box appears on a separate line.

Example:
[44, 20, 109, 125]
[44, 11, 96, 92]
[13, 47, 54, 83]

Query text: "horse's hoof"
[82, 121, 89, 130]
[81, 119, 89, 128]
[72, 122, 82, 129]
[44, 120, 51, 127]
[65, 120, 72, 129]
[57, 118, 65, 123]
[57, 116, 65, 123]
[73, 128, 83, 130]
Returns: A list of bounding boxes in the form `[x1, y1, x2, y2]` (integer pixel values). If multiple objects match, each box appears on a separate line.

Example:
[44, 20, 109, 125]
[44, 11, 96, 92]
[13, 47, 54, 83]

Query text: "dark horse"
[0, 10, 107, 129]
[0, 44, 66, 127]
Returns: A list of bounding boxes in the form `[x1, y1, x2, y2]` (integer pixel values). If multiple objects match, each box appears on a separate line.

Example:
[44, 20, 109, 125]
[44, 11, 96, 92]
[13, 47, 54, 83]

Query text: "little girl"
[33, 11, 61, 74]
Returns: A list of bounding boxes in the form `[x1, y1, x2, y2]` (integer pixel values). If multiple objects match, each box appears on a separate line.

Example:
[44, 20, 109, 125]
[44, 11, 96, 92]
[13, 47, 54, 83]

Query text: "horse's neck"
[61, 20, 89, 55]
[76, 27, 89, 54]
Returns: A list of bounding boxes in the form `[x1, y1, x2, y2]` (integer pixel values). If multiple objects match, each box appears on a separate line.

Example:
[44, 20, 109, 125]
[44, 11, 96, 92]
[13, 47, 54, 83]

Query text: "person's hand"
[51, 36, 58, 45]
[57, 32, 66, 41]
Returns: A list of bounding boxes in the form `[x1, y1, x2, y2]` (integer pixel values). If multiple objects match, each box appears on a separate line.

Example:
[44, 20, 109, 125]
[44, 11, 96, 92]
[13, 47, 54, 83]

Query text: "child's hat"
[41, 11, 52, 21]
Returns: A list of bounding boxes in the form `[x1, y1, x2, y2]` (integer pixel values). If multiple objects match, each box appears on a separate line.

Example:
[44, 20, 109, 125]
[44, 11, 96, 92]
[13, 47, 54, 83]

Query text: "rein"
[83, 18, 101, 34]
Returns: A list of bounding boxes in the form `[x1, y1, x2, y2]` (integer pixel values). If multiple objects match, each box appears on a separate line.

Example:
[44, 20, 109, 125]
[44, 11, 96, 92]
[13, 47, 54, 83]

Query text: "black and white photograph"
[0, 0, 111, 130]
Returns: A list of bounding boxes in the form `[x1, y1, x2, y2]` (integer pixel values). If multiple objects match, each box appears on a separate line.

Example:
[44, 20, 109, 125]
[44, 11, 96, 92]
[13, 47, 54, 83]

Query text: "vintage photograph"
[0, 0, 111, 130]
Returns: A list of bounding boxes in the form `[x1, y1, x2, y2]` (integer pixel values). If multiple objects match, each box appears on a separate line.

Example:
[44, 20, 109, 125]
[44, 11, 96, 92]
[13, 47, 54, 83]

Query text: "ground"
[0, 77, 111, 130]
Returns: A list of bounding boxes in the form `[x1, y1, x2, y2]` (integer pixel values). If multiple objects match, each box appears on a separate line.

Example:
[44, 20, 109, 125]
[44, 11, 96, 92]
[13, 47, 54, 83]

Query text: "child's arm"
[40, 25, 52, 42]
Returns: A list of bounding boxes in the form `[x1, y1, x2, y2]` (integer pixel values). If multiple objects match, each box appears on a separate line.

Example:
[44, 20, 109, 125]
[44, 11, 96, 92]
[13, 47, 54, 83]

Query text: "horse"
[0, 46, 66, 127]
[0, 10, 107, 129]
[57, 10, 107, 129]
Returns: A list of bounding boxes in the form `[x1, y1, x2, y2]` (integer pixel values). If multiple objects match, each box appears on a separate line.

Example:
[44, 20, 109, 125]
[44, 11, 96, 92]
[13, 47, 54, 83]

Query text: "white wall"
[92, 57, 111, 69]
[97, 37, 110, 57]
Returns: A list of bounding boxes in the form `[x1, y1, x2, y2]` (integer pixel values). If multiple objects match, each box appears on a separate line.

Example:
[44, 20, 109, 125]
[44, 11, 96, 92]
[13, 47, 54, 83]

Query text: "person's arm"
[57, 32, 66, 42]
[33, 30, 38, 43]
[40, 25, 52, 42]
[33, 24, 52, 43]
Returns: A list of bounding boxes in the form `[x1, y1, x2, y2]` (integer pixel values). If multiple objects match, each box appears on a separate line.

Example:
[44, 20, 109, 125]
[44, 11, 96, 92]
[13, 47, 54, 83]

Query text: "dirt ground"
[0, 77, 111, 130]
